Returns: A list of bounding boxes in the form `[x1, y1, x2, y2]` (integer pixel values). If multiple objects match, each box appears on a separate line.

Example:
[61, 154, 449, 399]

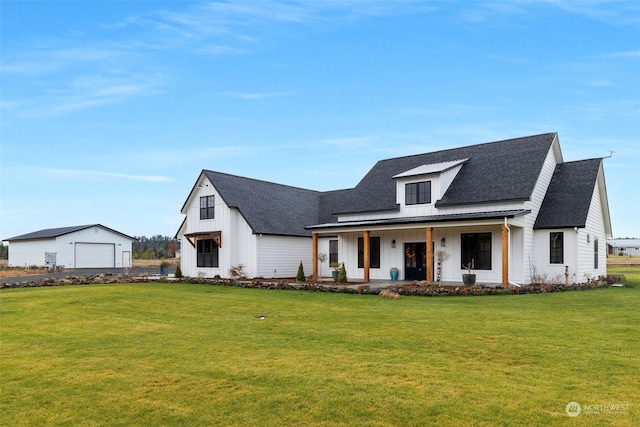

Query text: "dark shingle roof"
[331, 133, 557, 215]
[5, 224, 135, 241]
[534, 158, 602, 229]
[203, 170, 320, 237]
[196, 133, 562, 236]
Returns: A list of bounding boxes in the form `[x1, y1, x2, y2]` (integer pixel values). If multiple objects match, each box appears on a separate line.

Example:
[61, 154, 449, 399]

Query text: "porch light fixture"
[441, 237, 446, 247]
[391, 239, 396, 248]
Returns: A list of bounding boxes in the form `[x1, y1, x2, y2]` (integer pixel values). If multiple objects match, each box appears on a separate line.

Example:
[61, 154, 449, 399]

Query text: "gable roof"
[329, 133, 558, 215]
[184, 133, 599, 237]
[5, 224, 136, 242]
[533, 158, 602, 229]
[203, 170, 320, 237]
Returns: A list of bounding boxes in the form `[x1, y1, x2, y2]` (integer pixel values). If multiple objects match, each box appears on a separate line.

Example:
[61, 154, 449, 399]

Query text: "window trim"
[461, 232, 492, 271]
[200, 195, 215, 220]
[197, 238, 219, 268]
[357, 236, 381, 269]
[405, 181, 432, 206]
[550, 232, 564, 264]
[329, 239, 338, 265]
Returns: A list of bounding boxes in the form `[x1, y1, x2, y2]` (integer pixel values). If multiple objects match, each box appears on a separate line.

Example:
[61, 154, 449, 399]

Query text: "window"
[461, 233, 491, 270]
[358, 236, 380, 269]
[329, 240, 338, 265]
[550, 232, 564, 264]
[594, 238, 598, 269]
[405, 181, 431, 205]
[200, 196, 215, 220]
[197, 239, 219, 268]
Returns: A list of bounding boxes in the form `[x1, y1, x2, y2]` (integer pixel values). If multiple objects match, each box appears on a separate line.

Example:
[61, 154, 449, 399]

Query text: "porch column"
[501, 224, 509, 286]
[312, 232, 318, 280]
[426, 227, 433, 285]
[363, 230, 370, 282]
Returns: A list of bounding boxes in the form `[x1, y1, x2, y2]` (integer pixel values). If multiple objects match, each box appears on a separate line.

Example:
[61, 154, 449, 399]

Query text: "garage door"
[75, 243, 115, 268]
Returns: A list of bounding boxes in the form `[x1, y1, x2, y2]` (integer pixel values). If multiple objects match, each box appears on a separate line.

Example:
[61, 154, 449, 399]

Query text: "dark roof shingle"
[5, 224, 135, 241]
[204, 170, 320, 237]
[329, 133, 557, 215]
[534, 158, 602, 229]
[198, 133, 564, 236]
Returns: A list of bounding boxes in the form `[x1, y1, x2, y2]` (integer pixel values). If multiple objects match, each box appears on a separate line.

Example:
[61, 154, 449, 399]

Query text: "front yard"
[1, 271, 638, 426]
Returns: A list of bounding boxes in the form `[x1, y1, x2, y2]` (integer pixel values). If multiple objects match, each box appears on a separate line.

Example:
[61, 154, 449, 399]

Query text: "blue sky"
[1, 0, 639, 240]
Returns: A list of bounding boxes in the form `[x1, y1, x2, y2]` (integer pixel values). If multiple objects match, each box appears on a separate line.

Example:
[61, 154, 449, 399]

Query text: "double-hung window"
[200, 196, 215, 220]
[329, 240, 338, 265]
[405, 181, 431, 205]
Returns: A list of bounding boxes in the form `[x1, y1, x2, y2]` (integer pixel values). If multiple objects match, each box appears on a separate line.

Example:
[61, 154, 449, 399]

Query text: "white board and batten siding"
[579, 180, 608, 280]
[180, 183, 229, 278]
[522, 137, 562, 283]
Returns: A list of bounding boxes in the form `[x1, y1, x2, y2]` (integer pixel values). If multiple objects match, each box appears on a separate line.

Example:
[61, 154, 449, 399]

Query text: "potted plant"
[160, 258, 169, 276]
[390, 267, 399, 281]
[330, 262, 340, 281]
[462, 261, 476, 286]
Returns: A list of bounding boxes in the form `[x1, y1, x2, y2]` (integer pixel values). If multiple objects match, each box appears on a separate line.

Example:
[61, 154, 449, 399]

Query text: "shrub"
[337, 263, 347, 283]
[229, 264, 246, 279]
[296, 261, 305, 281]
[174, 264, 183, 278]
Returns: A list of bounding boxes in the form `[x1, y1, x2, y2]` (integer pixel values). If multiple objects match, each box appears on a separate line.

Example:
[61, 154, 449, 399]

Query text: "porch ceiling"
[306, 209, 530, 231]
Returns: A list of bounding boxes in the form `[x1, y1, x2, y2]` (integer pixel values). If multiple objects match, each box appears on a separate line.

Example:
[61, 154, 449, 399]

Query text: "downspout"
[505, 218, 521, 287]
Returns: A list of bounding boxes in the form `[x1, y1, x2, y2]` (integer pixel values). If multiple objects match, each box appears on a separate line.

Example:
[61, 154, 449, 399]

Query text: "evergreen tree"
[296, 261, 305, 281]
[337, 263, 348, 283]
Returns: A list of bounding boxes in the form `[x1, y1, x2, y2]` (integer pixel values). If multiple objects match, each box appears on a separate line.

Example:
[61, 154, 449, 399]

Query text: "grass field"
[1, 269, 638, 426]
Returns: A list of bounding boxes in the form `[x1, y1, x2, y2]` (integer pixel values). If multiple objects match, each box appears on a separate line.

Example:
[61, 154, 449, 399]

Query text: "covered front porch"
[309, 212, 528, 287]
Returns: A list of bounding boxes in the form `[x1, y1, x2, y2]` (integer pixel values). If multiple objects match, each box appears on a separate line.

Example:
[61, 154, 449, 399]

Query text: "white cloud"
[28, 167, 173, 182]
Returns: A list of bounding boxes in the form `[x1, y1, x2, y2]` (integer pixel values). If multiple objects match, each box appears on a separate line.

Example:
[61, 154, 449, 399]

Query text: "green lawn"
[1, 275, 638, 426]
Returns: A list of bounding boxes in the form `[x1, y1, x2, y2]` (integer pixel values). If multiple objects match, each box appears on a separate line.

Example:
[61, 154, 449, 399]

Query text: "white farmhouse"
[177, 133, 612, 285]
[5, 224, 135, 269]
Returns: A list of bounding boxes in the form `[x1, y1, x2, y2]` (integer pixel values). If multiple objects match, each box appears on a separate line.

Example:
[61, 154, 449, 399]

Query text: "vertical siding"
[533, 228, 577, 283]
[524, 136, 561, 283]
[179, 181, 234, 278]
[8, 227, 132, 268]
[581, 180, 607, 279]
[230, 209, 257, 277]
[8, 239, 56, 267]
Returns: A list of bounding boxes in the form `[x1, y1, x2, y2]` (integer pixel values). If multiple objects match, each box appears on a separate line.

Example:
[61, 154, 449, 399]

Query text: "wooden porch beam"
[426, 227, 433, 285]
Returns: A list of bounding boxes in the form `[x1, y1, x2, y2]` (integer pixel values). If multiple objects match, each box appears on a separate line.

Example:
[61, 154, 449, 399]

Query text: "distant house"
[4, 224, 135, 269]
[607, 239, 640, 256]
[177, 133, 612, 285]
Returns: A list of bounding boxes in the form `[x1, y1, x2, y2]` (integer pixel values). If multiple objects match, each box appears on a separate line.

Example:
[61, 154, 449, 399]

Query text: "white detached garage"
[5, 224, 135, 269]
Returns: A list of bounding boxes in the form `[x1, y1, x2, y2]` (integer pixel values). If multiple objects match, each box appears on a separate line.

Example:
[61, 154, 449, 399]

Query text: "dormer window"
[405, 181, 431, 205]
